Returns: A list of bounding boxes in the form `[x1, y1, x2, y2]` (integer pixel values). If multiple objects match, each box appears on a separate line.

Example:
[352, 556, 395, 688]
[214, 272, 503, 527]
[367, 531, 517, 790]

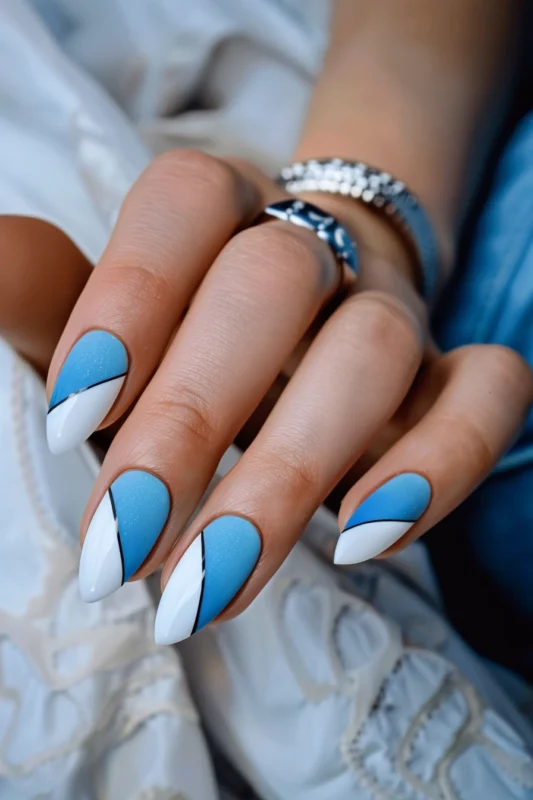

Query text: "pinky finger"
[334, 345, 533, 565]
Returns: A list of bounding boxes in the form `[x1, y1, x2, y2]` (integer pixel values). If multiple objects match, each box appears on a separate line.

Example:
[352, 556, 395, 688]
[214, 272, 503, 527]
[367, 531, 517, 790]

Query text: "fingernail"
[47, 330, 128, 454]
[334, 473, 431, 565]
[79, 470, 170, 602]
[154, 516, 261, 645]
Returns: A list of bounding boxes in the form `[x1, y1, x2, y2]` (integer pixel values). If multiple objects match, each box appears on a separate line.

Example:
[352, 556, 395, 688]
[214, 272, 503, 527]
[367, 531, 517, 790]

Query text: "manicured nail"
[79, 470, 170, 602]
[334, 473, 431, 565]
[154, 516, 261, 645]
[47, 330, 128, 454]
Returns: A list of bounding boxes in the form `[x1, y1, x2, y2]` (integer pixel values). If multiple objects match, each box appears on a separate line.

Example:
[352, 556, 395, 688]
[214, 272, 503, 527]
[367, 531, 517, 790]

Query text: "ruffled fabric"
[0, 3, 532, 797]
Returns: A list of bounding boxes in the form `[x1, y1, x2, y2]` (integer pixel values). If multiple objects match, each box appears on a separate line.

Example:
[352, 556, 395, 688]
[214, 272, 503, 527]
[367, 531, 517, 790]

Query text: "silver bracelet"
[277, 159, 440, 302]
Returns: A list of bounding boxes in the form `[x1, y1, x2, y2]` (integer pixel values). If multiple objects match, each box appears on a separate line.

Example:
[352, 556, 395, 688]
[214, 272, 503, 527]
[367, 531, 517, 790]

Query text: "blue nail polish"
[111, 470, 170, 580]
[47, 330, 128, 454]
[154, 516, 261, 644]
[334, 473, 431, 565]
[79, 469, 170, 602]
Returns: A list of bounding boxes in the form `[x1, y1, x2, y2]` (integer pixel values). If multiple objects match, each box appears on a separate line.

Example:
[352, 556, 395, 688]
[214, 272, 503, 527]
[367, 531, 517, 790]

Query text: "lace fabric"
[0, 3, 532, 798]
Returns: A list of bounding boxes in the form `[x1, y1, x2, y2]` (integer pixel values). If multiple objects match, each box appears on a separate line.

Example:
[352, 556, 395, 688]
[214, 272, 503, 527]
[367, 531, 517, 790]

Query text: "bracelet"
[277, 158, 440, 302]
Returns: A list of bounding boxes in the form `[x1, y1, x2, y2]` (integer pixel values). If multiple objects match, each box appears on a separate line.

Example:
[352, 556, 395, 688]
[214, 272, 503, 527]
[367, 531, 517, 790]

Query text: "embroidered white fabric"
[0, 2, 532, 798]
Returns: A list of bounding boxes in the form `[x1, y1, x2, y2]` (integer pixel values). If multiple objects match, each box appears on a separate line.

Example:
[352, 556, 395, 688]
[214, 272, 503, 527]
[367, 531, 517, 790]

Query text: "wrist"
[293, 2, 520, 288]
[293, 74, 457, 288]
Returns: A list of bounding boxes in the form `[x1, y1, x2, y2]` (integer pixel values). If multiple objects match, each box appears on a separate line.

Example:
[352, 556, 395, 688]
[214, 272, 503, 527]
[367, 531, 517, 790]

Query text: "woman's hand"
[5, 0, 530, 644]
[36, 150, 531, 645]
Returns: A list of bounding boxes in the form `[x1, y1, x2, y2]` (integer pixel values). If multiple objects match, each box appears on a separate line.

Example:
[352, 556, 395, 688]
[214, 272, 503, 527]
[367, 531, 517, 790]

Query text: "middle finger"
[78, 218, 339, 601]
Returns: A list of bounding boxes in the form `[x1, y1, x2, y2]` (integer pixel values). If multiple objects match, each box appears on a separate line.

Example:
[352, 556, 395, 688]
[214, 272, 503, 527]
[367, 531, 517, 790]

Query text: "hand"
[39, 151, 533, 645]
[2, 214, 531, 799]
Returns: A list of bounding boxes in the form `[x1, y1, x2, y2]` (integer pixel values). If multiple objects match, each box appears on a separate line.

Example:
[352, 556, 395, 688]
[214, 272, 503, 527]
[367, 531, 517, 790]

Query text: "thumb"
[0, 216, 91, 375]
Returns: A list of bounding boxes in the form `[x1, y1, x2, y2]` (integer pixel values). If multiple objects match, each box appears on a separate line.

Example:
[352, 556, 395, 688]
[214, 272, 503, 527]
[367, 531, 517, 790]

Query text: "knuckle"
[222, 155, 257, 178]
[261, 449, 321, 498]
[146, 149, 238, 198]
[341, 292, 421, 350]
[484, 344, 532, 381]
[230, 222, 331, 291]
[151, 385, 218, 449]
[436, 412, 495, 472]
[456, 344, 533, 398]
[233, 222, 313, 265]
[103, 260, 175, 306]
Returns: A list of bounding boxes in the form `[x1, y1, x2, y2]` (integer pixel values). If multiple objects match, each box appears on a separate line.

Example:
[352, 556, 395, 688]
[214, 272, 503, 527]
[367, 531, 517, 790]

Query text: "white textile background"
[0, 2, 532, 798]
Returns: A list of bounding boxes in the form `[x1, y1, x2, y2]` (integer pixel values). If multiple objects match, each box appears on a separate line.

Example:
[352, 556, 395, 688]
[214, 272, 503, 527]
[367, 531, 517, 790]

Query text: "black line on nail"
[191, 531, 206, 635]
[342, 518, 417, 534]
[109, 487, 125, 586]
[48, 372, 127, 413]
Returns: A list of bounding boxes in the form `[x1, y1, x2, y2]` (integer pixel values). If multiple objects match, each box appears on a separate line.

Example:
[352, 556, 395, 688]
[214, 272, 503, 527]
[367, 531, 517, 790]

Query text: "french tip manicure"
[79, 470, 170, 603]
[154, 516, 261, 646]
[46, 418, 67, 456]
[334, 519, 415, 565]
[78, 488, 125, 603]
[333, 536, 359, 566]
[334, 473, 432, 566]
[47, 330, 128, 454]
[79, 580, 118, 604]
[154, 618, 180, 646]
[46, 375, 126, 454]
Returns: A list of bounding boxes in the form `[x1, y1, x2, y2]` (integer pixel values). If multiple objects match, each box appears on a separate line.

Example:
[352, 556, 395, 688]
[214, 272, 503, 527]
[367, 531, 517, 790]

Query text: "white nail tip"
[47, 375, 125, 454]
[79, 491, 123, 602]
[333, 520, 414, 565]
[154, 535, 204, 645]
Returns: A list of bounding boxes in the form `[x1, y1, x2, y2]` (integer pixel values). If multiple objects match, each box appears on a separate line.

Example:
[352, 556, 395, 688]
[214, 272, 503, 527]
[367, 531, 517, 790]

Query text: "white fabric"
[0, 341, 218, 800]
[0, 1, 532, 798]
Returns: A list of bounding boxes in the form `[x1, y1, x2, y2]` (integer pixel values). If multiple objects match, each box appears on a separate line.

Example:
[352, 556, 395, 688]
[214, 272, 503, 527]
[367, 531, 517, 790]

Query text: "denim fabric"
[429, 112, 533, 681]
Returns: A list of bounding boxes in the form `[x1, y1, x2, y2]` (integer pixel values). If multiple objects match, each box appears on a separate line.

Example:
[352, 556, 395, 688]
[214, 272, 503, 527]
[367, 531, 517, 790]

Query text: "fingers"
[154, 293, 423, 644]
[78, 218, 341, 602]
[0, 217, 90, 374]
[334, 345, 533, 565]
[46, 151, 261, 454]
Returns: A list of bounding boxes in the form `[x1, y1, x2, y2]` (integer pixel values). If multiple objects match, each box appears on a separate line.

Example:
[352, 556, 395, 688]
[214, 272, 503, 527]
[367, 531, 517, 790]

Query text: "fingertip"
[46, 375, 126, 454]
[78, 490, 124, 603]
[334, 519, 415, 565]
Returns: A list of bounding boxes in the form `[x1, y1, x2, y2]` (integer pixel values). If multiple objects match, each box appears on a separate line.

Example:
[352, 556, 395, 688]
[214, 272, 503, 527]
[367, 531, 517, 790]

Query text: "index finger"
[46, 151, 262, 453]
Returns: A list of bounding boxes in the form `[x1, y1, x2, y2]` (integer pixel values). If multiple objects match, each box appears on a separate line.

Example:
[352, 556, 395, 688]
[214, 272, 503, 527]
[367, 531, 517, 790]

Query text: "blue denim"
[428, 112, 533, 680]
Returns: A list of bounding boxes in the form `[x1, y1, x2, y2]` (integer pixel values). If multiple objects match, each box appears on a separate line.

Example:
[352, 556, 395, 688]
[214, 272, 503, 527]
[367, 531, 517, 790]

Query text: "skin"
[1, 1, 532, 624]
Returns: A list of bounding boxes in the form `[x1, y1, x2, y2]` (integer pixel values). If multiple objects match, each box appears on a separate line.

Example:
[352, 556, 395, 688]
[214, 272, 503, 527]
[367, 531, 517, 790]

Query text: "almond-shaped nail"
[79, 470, 170, 602]
[334, 473, 431, 565]
[47, 330, 128, 454]
[154, 516, 261, 645]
